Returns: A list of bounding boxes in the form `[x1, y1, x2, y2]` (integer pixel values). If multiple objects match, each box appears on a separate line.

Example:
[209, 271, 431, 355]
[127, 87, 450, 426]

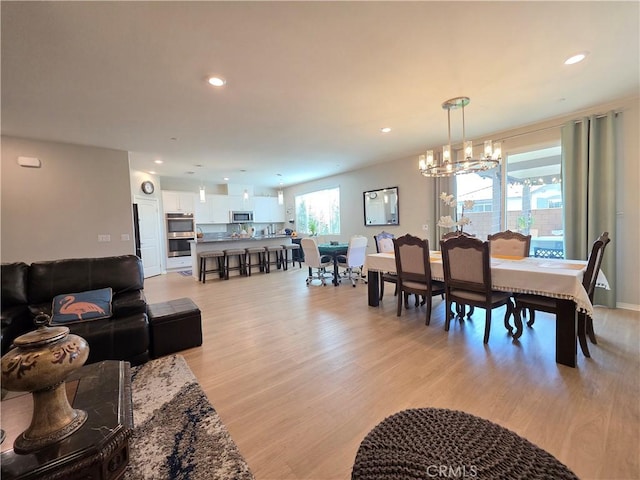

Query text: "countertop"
[191, 234, 293, 243]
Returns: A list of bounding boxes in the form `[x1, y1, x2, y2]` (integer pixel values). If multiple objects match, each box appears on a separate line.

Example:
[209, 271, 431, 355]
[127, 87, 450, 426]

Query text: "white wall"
[286, 97, 640, 309]
[1, 136, 135, 262]
[129, 168, 162, 203]
[284, 159, 432, 252]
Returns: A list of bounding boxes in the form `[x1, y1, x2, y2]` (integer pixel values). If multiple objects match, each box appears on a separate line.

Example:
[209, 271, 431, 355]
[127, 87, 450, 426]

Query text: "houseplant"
[437, 192, 475, 233]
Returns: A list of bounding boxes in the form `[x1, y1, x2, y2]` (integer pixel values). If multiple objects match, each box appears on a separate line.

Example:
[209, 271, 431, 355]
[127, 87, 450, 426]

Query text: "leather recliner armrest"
[112, 290, 147, 317]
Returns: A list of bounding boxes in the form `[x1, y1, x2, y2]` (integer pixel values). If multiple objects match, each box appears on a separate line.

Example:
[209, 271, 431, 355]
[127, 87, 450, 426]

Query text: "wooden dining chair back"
[441, 231, 476, 241]
[488, 230, 531, 257]
[514, 231, 610, 357]
[440, 235, 516, 343]
[392, 234, 445, 325]
[581, 231, 611, 345]
[337, 236, 368, 286]
[373, 231, 397, 300]
[373, 231, 395, 253]
[300, 238, 333, 286]
[582, 232, 610, 302]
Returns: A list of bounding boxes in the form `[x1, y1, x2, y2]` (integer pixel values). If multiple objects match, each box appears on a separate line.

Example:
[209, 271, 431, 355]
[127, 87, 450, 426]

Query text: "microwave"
[230, 211, 254, 223]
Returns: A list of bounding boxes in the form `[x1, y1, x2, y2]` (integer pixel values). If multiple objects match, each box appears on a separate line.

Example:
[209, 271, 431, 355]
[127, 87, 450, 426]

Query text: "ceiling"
[2, 1, 638, 188]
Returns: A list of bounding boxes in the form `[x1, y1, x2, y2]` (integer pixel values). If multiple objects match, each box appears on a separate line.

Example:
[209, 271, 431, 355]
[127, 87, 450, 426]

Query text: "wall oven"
[167, 237, 192, 257]
[166, 213, 194, 257]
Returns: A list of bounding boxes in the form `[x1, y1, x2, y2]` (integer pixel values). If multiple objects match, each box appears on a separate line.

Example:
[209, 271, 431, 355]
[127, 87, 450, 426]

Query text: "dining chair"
[441, 231, 476, 241]
[514, 232, 610, 357]
[300, 238, 334, 286]
[487, 230, 531, 257]
[488, 230, 532, 325]
[441, 231, 478, 318]
[373, 231, 397, 300]
[440, 235, 518, 343]
[337, 236, 368, 287]
[392, 234, 446, 325]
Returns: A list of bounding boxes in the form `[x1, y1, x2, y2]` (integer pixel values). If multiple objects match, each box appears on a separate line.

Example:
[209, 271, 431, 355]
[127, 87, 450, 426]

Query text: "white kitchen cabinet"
[228, 195, 254, 212]
[195, 194, 230, 224]
[253, 197, 285, 223]
[225, 184, 254, 197]
[271, 199, 285, 222]
[162, 191, 195, 214]
[166, 256, 191, 270]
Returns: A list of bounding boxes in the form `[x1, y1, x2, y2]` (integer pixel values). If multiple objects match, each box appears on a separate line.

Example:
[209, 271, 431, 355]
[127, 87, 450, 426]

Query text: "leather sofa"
[1, 255, 150, 366]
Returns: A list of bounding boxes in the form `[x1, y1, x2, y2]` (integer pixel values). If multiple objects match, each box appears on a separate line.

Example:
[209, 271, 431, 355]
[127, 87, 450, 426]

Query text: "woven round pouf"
[352, 408, 578, 480]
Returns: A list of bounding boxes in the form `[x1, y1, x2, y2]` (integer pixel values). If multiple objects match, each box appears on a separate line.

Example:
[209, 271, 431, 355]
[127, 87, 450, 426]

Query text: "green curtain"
[561, 111, 616, 307]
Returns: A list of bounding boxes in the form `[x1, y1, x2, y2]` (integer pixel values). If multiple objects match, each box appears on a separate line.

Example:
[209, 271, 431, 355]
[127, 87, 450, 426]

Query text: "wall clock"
[141, 181, 155, 194]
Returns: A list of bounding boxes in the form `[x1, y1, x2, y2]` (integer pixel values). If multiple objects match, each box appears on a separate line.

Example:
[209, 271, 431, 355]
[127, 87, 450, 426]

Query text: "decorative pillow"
[51, 287, 113, 325]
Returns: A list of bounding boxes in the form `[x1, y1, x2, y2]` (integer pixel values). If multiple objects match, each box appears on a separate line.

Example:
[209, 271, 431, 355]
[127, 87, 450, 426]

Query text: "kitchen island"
[189, 235, 294, 280]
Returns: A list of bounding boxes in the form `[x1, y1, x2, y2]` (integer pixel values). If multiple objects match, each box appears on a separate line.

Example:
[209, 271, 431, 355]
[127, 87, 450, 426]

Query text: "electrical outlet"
[121, 234, 130, 241]
[98, 234, 111, 242]
[422, 224, 429, 231]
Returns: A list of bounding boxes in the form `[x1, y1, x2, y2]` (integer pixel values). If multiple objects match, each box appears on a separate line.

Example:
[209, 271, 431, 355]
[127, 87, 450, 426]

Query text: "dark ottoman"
[148, 298, 202, 358]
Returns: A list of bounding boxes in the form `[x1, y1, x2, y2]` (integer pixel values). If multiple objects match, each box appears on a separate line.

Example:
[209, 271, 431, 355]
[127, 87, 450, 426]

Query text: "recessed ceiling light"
[208, 76, 226, 87]
[564, 52, 588, 65]
[380, 127, 392, 133]
[154, 159, 163, 164]
[223, 177, 229, 181]
[149, 171, 156, 175]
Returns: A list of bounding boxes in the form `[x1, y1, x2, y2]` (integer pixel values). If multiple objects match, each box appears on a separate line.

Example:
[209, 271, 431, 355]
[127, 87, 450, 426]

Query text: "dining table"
[364, 251, 610, 368]
[318, 242, 349, 286]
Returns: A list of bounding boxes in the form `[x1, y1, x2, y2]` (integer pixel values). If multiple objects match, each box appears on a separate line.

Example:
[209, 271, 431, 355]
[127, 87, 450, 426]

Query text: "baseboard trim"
[616, 302, 640, 312]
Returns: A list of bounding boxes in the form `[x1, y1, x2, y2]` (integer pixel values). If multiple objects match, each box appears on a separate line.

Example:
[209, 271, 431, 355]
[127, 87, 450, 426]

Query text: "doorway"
[134, 196, 162, 277]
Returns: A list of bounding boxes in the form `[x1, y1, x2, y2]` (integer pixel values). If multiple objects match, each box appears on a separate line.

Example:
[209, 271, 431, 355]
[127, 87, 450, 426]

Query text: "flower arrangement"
[437, 192, 475, 233]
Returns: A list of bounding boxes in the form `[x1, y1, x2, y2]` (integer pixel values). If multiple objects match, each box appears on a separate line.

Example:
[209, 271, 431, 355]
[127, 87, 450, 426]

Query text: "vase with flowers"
[437, 192, 475, 233]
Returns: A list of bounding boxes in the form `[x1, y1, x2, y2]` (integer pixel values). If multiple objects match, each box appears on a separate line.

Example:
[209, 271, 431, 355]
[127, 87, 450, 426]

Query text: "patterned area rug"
[123, 355, 254, 480]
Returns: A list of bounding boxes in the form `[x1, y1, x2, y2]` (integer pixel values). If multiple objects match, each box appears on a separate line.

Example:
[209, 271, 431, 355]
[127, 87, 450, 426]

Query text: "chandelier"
[418, 96, 501, 177]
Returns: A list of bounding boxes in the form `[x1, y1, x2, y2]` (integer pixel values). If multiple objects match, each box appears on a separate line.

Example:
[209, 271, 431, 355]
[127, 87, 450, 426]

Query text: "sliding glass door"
[454, 144, 564, 257]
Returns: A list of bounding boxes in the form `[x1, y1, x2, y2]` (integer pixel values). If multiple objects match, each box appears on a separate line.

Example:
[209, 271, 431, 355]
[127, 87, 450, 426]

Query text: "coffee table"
[1, 360, 133, 480]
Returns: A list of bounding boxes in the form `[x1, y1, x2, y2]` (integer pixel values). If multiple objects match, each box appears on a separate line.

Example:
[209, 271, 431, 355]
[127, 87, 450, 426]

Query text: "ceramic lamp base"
[13, 382, 87, 454]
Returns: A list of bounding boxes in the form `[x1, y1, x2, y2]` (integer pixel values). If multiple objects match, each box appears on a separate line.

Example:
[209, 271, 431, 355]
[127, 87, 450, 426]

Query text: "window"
[295, 187, 340, 235]
[455, 171, 500, 239]
[507, 146, 563, 257]
[455, 145, 564, 257]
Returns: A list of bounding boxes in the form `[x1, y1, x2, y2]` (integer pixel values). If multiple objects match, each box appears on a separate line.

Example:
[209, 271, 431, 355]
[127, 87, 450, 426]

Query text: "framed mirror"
[363, 187, 399, 226]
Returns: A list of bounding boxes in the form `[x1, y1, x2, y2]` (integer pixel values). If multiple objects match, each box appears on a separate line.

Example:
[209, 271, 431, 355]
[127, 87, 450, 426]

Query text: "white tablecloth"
[365, 252, 610, 317]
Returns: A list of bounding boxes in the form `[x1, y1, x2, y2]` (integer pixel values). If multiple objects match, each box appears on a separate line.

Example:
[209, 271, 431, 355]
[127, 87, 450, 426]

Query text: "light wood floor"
[144, 267, 639, 480]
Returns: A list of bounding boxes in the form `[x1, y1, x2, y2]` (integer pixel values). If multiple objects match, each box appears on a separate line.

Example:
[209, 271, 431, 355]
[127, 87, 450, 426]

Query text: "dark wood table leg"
[556, 299, 577, 367]
[368, 270, 380, 307]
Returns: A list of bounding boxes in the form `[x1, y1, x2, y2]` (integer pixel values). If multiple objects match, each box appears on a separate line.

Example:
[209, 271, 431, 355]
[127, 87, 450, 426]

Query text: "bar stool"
[264, 245, 283, 273]
[281, 243, 302, 270]
[199, 251, 225, 283]
[223, 248, 247, 279]
[245, 246, 266, 276]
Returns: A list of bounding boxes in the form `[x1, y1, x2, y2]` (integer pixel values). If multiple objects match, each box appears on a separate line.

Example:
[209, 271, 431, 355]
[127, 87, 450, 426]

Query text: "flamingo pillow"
[51, 287, 113, 324]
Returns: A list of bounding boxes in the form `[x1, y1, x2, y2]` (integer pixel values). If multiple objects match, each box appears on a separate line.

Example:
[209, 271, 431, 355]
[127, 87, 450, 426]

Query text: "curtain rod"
[498, 109, 622, 143]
